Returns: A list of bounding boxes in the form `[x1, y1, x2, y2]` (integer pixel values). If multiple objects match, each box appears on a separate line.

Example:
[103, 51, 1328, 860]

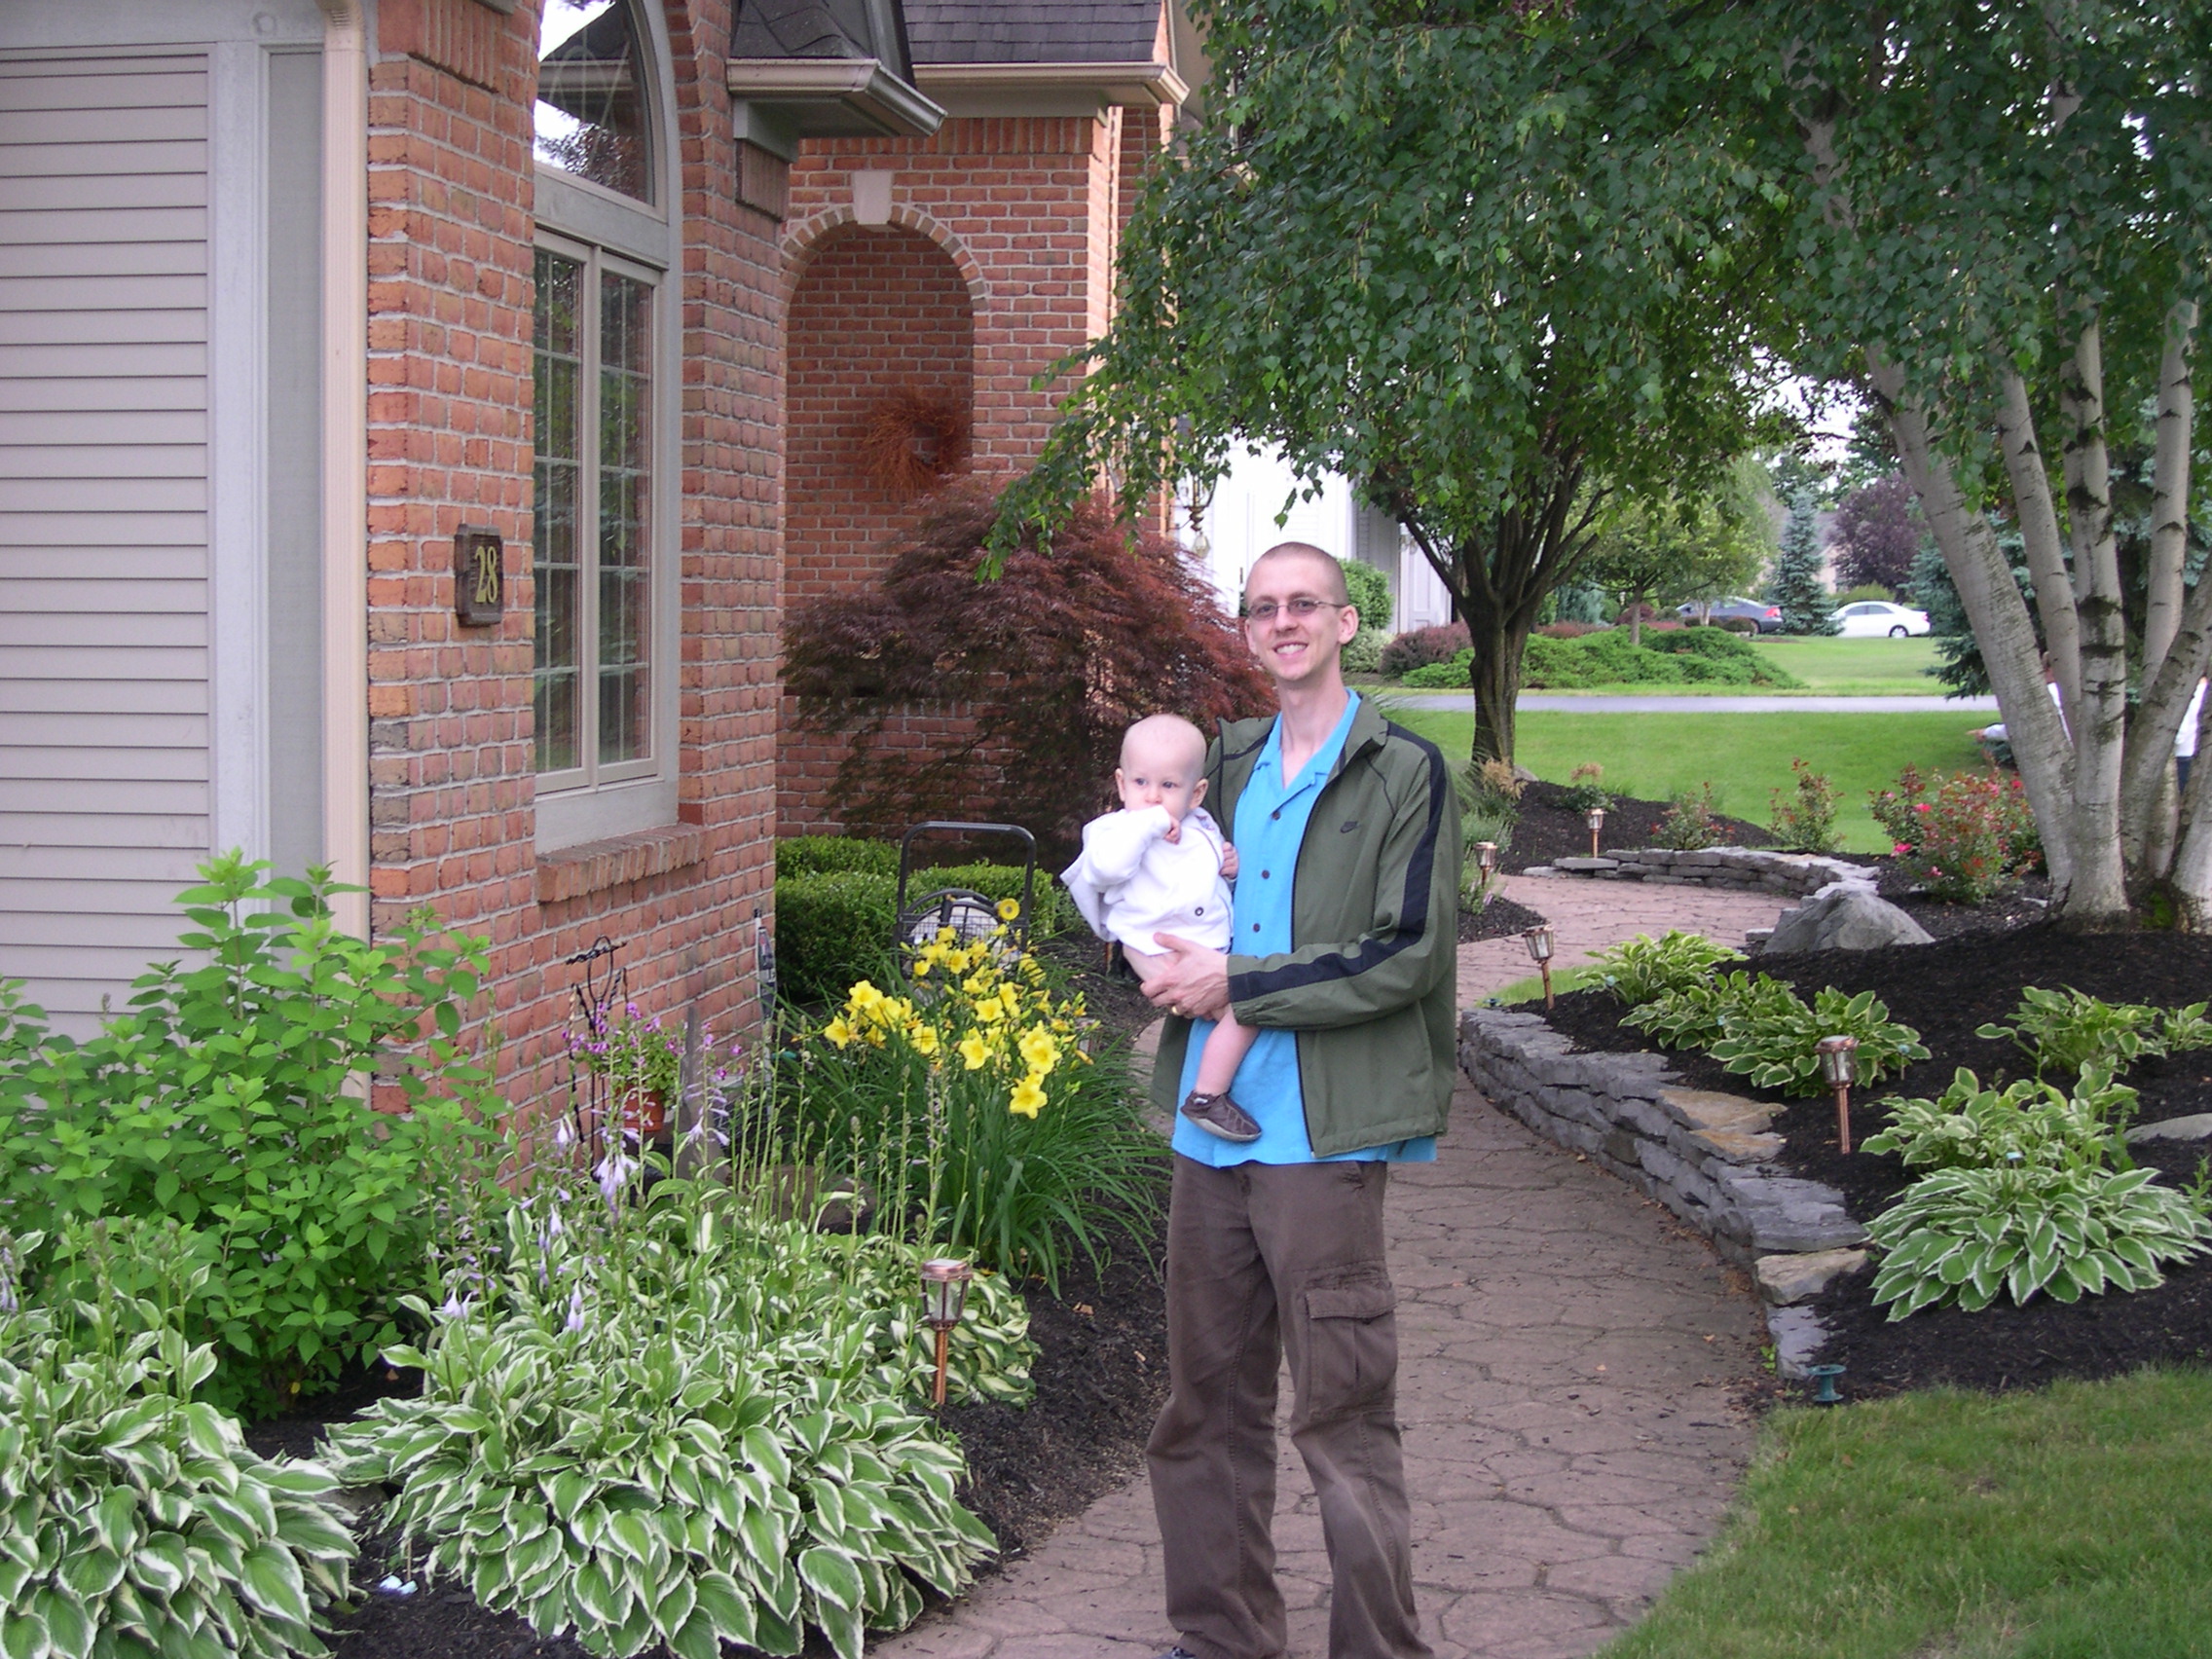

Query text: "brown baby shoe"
[1180, 1090, 1262, 1143]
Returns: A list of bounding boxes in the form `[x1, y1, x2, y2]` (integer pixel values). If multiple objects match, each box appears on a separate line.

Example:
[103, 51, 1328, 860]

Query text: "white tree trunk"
[1996, 371, 2083, 720]
[2145, 302, 2196, 675]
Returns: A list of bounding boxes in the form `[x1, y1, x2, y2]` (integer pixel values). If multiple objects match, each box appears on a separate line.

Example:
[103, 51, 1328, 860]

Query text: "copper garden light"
[1817, 1035, 1860, 1155]
[1586, 806, 1606, 858]
[1476, 840, 1498, 879]
[919, 1258, 974, 1407]
[1523, 924, 1557, 1010]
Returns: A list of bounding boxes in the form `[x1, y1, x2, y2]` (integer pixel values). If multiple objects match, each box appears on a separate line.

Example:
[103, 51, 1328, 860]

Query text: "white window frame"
[531, 0, 681, 852]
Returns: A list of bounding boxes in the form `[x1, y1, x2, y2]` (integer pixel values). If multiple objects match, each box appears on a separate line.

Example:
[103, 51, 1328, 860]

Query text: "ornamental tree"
[1830, 472, 1925, 595]
[1584, 461, 1774, 645]
[1746, 2, 2212, 926]
[1000, 0, 1787, 764]
[1768, 488, 1839, 635]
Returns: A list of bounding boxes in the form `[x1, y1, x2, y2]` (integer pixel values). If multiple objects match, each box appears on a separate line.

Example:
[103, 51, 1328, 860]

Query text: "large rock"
[1755, 1247, 1868, 1305]
[1765, 885, 1934, 953]
[2125, 1112, 2212, 1144]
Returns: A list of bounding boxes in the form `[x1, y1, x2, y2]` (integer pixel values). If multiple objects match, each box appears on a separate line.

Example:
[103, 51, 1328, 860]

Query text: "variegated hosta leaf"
[0, 1314, 354, 1659]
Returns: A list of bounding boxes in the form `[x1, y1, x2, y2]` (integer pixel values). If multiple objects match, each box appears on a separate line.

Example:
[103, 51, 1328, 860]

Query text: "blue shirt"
[1172, 692, 1438, 1167]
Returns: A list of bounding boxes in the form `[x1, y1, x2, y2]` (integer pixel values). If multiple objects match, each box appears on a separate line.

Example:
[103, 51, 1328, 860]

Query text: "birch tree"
[999, 0, 1786, 765]
[1753, 3, 2212, 927]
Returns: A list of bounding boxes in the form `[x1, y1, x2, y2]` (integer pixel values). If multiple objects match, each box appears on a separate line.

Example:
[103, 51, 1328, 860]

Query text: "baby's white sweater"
[1059, 805, 1233, 954]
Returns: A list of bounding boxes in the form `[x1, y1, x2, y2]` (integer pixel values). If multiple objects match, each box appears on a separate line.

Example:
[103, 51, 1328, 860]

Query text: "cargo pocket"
[1298, 1268, 1398, 1418]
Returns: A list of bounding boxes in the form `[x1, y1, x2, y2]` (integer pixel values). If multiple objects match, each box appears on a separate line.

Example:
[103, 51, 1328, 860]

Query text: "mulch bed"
[1505, 780, 1772, 870]
[1539, 926, 2212, 1398]
[1461, 891, 1547, 943]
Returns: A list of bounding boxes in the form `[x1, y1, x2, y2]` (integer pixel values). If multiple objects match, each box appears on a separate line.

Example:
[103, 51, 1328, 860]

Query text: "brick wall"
[363, 0, 782, 1112]
[778, 110, 1145, 838]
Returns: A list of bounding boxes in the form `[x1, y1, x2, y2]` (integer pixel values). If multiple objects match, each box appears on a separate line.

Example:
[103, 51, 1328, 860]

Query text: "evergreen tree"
[1768, 490, 1838, 634]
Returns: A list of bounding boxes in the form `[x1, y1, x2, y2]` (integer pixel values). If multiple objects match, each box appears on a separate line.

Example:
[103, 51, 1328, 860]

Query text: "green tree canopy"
[1004, 0, 1789, 763]
[1585, 461, 1775, 644]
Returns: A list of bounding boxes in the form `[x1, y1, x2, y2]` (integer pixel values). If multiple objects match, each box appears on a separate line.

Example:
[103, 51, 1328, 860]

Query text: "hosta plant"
[1708, 985, 1929, 1097]
[1621, 970, 1797, 1051]
[1589, 930, 1745, 1008]
[1867, 1162, 2212, 1316]
[0, 1225, 358, 1659]
[1862, 1065, 2139, 1173]
[325, 1165, 1030, 1659]
[1976, 985, 2212, 1079]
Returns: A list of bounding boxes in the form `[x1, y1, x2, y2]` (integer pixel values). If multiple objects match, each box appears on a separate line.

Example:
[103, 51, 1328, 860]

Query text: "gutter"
[913, 59, 1191, 108]
[724, 57, 945, 136]
[316, 0, 369, 939]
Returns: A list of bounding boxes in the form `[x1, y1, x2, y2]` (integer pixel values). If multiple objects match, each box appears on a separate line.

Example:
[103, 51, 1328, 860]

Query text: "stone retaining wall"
[1457, 1007, 1866, 1268]
[1527, 846, 1877, 898]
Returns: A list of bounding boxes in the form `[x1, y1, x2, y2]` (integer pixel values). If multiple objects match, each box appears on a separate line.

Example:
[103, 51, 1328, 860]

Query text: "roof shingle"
[903, 1, 1162, 65]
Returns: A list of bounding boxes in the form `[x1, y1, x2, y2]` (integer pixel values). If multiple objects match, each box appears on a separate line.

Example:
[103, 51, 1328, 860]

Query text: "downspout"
[316, 0, 370, 938]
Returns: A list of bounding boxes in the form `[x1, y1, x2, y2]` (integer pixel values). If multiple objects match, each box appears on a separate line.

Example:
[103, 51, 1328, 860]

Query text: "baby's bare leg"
[1124, 947, 1258, 1099]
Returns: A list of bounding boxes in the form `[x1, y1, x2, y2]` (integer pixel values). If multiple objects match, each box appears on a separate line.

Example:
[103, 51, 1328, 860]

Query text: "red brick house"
[0, 0, 1196, 1094]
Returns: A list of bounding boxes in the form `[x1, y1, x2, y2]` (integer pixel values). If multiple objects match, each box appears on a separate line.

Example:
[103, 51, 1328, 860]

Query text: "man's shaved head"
[1244, 542, 1349, 607]
[1121, 712, 1207, 774]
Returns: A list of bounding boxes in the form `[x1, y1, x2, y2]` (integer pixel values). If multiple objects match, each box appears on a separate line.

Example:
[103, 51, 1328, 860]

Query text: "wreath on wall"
[859, 388, 970, 496]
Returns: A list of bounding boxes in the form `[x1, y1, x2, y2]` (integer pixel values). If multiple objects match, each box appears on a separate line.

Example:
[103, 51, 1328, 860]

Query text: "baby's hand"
[1219, 843, 1239, 878]
[1161, 817, 1181, 844]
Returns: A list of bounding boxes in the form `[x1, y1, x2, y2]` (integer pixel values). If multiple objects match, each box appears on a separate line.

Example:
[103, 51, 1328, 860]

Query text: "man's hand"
[1145, 933, 1233, 1020]
[1219, 842, 1239, 878]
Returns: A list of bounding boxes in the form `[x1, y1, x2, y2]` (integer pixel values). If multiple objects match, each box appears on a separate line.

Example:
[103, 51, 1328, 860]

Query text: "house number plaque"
[454, 527, 504, 626]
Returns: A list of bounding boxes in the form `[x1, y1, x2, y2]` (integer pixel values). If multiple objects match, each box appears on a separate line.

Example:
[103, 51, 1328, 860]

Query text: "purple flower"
[566, 1286, 587, 1332]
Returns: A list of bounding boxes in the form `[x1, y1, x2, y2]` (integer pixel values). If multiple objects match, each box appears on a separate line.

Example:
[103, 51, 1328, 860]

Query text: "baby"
[1060, 714, 1262, 1142]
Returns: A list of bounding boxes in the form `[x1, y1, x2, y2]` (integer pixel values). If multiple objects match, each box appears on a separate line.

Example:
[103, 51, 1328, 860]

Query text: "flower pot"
[618, 1086, 666, 1137]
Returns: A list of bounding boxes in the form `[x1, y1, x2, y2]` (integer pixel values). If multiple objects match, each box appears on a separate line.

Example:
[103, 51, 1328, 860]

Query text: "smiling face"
[1115, 715, 1209, 823]
[1242, 544, 1359, 692]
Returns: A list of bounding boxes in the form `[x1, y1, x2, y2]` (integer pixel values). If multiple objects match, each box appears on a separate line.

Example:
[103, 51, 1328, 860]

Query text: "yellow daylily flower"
[1010, 1074, 1047, 1118]
[958, 1031, 992, 1071]
[909, 1023, 940, 1057]
[824, 1016, 855, 1049]
[975, 995, 1006, 1025]
[1017, 1026, 1058, 1074]
[847, 979, 886, 1013]
[996, 898, 1022, 922]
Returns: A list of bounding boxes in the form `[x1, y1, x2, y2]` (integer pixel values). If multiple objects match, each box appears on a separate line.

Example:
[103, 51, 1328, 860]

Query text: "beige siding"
[0, 52, 209, 1028]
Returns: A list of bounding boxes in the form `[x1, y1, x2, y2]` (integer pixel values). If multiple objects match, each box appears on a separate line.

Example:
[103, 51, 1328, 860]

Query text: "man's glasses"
[1244, 597, 1343, 623]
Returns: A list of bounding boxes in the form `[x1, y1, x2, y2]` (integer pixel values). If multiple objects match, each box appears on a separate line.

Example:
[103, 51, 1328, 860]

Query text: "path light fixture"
[1476, 840, 1498, 879]
[1586, 807, 1605, 858]
[1523, 924, 1557, 1010]
[919, 1257, 974, 1407]
[1806, 1362, 1847, 1406]
[1817, 1035, 1860, 1155]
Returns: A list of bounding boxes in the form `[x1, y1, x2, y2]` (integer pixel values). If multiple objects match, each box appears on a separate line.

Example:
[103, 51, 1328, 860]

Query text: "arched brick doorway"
[781, 223, 976, 831]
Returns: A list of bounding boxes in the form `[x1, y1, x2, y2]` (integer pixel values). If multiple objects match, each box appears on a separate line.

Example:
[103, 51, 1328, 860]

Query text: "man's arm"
[1225, 738, 1457, 1031]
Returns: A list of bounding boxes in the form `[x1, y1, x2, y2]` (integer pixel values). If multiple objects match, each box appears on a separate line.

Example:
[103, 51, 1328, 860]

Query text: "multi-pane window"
[533, 243, 656, 782]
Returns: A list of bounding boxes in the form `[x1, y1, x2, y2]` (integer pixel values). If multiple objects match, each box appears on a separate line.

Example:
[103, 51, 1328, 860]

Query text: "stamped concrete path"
[874, 878, 1789, 1659]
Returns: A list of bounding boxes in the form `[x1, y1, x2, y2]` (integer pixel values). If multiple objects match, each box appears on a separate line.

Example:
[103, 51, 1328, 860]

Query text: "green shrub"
[794, 940, 1165, 1290]
[1867, 1162, 2212, 1316]
[1768, 757, 1843, 853]
[905, 863, 1074, 938]
[1868, 766, 2038, 900]
[1401, 648, 1473, 688]
[1339, 626, 1387, 675]
[1518, 628, 1803, 690]
[1655, 783, 1730, 850]
[1380, 622, 1471, 677]
[1588, 931, 1745, 1007]
[1709, 984, 1929, 1095]
[325, 1168, 1029, 1659]
[0, 856, 497, 1412]
[1976, 986, 2212, 1079]
[1338, 560, 1393, 633]
[1862, 1065, 2138, 1173]
[1562, 760, 1612, 814]
[774, 872, 899, 1005]
[776, 837, 899, 878]
[0, 1220, 358, 1659]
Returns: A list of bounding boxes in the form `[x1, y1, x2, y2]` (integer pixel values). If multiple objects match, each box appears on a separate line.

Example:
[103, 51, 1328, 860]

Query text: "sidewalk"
[1459, 874, 1790, 1004]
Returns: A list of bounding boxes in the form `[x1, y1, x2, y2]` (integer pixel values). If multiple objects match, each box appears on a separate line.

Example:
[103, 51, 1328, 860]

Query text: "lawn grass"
[1384, 707, 1988, 854]
[1481, 965, 1609, 1005]
[1601, 1368, 2212, 1659]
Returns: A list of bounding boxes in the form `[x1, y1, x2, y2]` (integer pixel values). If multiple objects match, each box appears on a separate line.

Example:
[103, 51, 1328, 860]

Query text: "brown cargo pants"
[1145, 1155, 1431, 1659]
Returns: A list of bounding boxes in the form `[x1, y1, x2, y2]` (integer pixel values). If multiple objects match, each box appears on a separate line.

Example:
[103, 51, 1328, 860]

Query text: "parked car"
[1829, 600, 1931, 637]
[1677, 596, 1784, 633]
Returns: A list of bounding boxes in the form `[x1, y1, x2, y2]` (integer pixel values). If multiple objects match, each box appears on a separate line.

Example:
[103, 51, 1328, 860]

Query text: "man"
[1139, 541, 1459, 1659]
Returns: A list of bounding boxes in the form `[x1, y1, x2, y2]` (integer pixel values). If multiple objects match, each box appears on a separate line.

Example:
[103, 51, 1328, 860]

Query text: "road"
[1386, 693, 1999, 714]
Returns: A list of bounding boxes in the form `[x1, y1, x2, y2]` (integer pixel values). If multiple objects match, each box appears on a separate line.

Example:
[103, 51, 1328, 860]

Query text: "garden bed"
[1537, 926, 2212, 1396]
[1505, 780, 1772, 870]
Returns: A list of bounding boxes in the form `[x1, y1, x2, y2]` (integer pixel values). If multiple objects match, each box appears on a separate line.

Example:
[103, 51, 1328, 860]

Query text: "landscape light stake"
[1586, 807, 1605, 857]
[1806, 1362, 1846, 1406]
[919, 1258, 973, 1408]
[1817, 1035, 1860, 1155]
[1524, 924, 1556, 1010]
[1476, 840, 1498, 879]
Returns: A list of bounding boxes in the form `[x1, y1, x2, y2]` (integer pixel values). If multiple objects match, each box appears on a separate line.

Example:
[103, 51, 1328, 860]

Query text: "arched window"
[531, 0, 678, 848]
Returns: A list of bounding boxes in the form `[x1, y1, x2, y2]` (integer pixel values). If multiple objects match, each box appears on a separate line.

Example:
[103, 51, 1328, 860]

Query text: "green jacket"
[1149, 697, 1460, 1157]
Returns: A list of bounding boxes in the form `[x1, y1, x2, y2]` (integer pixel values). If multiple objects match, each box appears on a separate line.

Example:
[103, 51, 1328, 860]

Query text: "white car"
[1829, 600, 1931, 638]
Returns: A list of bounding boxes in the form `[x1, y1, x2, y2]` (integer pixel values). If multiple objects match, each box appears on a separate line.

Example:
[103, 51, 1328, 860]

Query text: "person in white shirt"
[1061, 714, 1262, 1142]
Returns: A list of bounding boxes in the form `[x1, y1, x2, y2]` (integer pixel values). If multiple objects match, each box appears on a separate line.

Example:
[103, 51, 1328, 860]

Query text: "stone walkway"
[1458, 874, 1789, 1004]
[877, 947, 1782, 1659]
